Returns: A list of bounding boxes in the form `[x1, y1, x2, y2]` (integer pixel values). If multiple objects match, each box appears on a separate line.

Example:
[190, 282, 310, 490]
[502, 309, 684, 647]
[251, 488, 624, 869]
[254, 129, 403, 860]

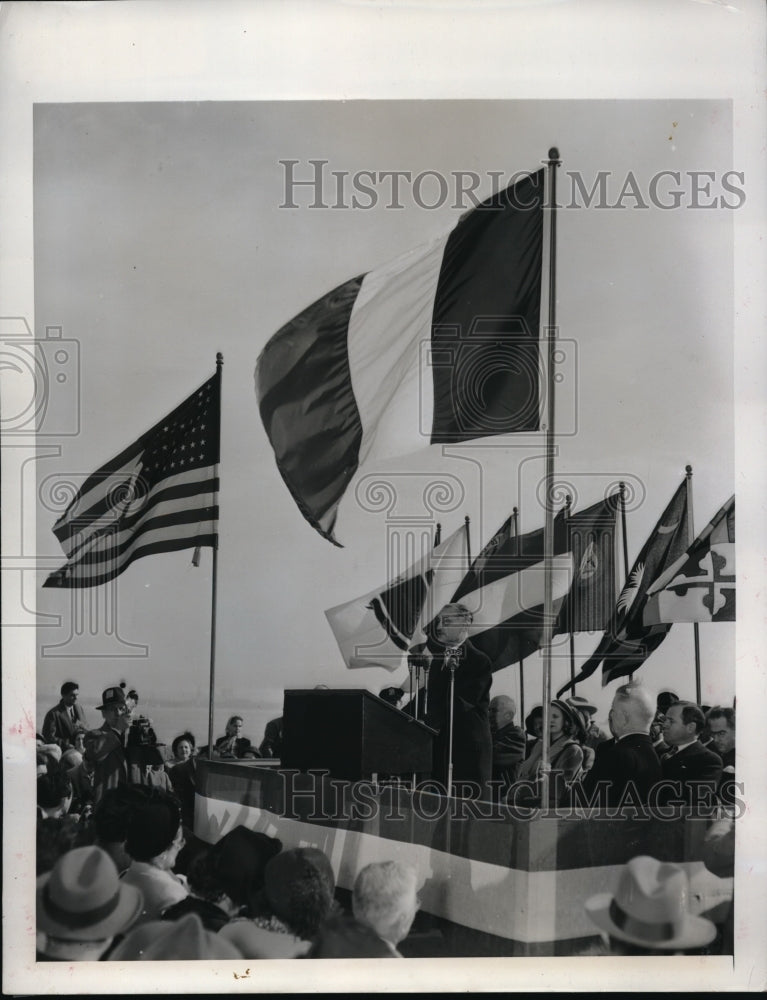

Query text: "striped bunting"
[44, 371, 220, 588]
[256, 169, 544, 545]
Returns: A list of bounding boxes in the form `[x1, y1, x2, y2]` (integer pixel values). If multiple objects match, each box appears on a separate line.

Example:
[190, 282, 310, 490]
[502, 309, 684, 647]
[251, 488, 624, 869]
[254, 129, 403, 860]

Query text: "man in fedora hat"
[585, 854, 717, 955]
[37, 845, 144, 961]
[84, 685, 134, 806]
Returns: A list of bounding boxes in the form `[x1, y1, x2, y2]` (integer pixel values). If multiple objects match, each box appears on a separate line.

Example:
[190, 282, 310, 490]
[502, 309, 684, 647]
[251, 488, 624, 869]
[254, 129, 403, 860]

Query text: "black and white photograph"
[2, 1, 765, 993]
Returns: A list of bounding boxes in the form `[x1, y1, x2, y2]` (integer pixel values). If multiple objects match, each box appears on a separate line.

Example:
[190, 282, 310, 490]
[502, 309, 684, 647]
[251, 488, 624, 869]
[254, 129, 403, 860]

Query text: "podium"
[281, 689, 435, 780]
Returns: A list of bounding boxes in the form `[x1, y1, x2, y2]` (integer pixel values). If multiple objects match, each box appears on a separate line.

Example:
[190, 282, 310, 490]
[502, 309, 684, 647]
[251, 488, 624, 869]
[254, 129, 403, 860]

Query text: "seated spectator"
[566, 695, 611, 750]
[108, 912, 242, 961]
[214, 715, 259, 759]
[42, 680, 88, 750]
[208, 825, 282, 916]
[169, 732, 196, 767]
[259, 716, 283, 759]
[220, 847, 335, 958]
[68, 751, 97, 817]
[661, 701, 723, 810]
[37, 816, 95, 876]
[120, 787, 189, 923]
[706, 707, 736, 802]
[36, 845, 143, 961]
[36, 740, 62, 776]
[585, 854, 716, 955]
[650, 711, 671, 758]
[352, 861, 421, 957]
[578, 682, 661, 809]
[489, 695, 526, 789]
[37, 771, 73, 819]
[92, 785, 144, 876]
[523, 705, 543, 757]
[161, 847, 240, 931]
[518, 700, 586, 803]
[308, 912, 396, 958]
[129, 744, 174, 792]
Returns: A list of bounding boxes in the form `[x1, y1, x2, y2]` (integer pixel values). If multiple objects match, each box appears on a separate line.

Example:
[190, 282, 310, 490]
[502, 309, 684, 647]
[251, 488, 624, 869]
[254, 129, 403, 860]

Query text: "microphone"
[443, 646, 463, 671]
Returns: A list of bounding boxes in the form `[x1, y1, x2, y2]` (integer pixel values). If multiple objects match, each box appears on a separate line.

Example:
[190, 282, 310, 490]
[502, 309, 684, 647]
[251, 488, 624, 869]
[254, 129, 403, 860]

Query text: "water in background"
[35, 696, 281, 751]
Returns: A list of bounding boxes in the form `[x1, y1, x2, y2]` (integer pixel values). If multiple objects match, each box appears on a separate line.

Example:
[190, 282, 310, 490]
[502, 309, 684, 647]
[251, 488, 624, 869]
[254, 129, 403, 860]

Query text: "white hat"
[585, 855, 716, 950]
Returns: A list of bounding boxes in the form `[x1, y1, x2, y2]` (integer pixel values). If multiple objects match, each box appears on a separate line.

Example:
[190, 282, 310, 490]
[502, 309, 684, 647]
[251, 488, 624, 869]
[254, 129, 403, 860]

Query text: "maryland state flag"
[558, 478, 689, 695]
[643, 496, 735, 625]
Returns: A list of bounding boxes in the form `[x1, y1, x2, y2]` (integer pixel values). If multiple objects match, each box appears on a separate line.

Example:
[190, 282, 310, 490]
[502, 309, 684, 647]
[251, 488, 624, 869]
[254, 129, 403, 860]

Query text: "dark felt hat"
[210, 825, 282, 906]
[97, 686, 127, 711]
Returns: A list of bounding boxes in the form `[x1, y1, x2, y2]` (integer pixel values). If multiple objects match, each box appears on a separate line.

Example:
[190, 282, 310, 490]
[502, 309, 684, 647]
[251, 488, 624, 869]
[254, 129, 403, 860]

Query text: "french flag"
[256, 169, 544, 545]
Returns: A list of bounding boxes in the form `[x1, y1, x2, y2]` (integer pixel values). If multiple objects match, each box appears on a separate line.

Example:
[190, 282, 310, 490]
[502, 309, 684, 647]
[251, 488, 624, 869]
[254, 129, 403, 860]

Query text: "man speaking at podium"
[409, 603, 493, 798]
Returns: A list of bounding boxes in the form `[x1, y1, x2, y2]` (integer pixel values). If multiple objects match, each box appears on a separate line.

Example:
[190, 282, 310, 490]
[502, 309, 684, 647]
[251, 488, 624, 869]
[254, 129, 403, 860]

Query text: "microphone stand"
[445, 646, 461, 798]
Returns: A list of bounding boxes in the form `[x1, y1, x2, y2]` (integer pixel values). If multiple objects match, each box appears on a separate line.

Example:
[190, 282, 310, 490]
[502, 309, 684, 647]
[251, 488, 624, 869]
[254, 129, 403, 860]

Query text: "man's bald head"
[609, 682, 655, 738]
[489, 695, 516, 731]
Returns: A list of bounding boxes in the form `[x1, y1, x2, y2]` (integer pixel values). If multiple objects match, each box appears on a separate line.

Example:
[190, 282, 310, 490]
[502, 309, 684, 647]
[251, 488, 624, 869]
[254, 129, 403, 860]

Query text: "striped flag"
[256, 170, 544, 545]
[325, 525, 468, 671]
[643, 496, 735, 624]
[43, 371, 220, 588]
[452, 513, 574, 671]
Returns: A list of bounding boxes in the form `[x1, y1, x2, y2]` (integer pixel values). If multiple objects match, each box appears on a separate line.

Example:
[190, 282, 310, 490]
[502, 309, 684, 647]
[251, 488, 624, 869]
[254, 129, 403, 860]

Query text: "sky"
[29, 98, 737, 742]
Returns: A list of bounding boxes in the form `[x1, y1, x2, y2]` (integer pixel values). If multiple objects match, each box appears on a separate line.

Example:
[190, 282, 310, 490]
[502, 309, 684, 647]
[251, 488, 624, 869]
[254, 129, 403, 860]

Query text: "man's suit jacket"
[84, 723, 128, 805]
[661, 740, 722, 807]
[42, 700, 88, 749]
[578, 731, 661, 807]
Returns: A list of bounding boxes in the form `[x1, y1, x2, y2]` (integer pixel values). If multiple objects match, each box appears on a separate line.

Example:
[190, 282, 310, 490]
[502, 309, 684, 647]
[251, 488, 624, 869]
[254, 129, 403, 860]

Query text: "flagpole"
[685, 464, 702, 703]
[464, 515, 472, 566]
[619, 481, 632, 681]
[206, 353, 223, 759]
[564, 494, 576, 692]
[513, 506, 525, 725]
[540, 147, 560, 807]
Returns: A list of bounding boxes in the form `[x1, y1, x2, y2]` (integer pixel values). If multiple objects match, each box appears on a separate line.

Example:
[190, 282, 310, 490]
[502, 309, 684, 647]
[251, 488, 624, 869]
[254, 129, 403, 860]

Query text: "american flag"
[44, 370, 220, 588]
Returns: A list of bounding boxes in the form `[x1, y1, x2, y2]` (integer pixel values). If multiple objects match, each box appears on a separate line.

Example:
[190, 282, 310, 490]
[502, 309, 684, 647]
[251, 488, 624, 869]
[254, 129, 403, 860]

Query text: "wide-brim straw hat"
[37, 846, 142, 942]
[585, 855, 717, 950]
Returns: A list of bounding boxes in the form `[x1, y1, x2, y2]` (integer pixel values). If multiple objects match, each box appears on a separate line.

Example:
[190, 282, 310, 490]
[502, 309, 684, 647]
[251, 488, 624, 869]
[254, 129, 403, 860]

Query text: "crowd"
[36, 675, 737, 960]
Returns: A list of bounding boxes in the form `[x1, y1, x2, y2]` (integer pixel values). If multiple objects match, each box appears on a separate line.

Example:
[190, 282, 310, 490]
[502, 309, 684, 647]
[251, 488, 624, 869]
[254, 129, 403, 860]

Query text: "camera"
[127, 715, 157, 748]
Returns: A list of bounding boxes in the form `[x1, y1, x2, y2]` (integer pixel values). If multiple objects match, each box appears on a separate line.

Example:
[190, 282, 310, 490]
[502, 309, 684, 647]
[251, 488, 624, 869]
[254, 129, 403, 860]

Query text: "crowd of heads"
[36, 676, 735, 960]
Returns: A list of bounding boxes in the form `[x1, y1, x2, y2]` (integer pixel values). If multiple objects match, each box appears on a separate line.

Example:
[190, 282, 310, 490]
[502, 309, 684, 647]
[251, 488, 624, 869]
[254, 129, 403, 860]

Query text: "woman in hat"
[518, 700, 586, 804]
[36, 845, 143, 961]
[120, 786, 189, 924]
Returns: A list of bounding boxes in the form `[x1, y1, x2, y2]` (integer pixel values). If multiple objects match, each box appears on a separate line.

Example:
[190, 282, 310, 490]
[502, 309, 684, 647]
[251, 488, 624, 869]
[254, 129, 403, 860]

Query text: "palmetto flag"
[256, 170, 544, 545]
[643, 496, 735, 624]
[325, 525, 468, 671]
[44, 372, 220, 588]
[558, 479, 689, 695]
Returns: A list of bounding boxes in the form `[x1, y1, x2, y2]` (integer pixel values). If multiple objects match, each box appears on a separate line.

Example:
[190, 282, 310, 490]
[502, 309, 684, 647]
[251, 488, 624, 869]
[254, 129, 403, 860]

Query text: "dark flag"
[256, 170, 544, 545]
[44, 372, 220, 588]
[555, 493, 619, 634]
[557, 479, 689, 696]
